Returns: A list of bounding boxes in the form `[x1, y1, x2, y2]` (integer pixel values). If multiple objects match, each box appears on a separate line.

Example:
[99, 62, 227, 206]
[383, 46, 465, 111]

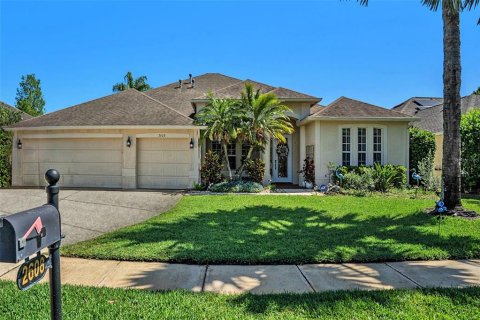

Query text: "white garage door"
[21, 138, 123, 188]
[137, 138, 192, 189]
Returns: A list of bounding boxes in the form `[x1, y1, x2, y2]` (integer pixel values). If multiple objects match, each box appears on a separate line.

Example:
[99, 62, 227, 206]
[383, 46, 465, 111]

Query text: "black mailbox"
[0, 204, 61, 263]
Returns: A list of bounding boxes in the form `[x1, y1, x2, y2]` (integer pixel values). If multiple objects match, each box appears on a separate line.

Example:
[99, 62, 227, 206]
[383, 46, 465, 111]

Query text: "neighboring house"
[0, 101, 33, 121]
[6, 73, 416, 189]
[394, 94, 480, 175]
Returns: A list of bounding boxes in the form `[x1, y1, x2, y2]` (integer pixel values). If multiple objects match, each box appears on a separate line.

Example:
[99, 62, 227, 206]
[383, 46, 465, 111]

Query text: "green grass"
[62, 195, 480, 264]
[1, 281, 479, 319]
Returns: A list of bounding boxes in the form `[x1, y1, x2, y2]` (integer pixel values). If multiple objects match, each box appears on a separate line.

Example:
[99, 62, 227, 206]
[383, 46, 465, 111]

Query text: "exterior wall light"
[126, 136, 132, 148]
[17, 139, 22, 149]
[189, 138, 194, 149]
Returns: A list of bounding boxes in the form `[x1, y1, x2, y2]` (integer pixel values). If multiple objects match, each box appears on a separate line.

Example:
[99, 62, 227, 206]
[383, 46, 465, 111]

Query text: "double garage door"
[20, 137, 192, 189]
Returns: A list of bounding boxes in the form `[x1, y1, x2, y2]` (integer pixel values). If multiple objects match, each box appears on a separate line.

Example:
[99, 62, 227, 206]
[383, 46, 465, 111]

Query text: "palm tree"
[194, 94, 243, 180]
[473, 87, 480, 95]
[236, 83, 294, 177]
[355, 0, 479, 210]
[112, 72, 151, 92]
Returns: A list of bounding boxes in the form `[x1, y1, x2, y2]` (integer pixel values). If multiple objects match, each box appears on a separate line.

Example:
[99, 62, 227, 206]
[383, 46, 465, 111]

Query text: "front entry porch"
[262, 130, 300, 185]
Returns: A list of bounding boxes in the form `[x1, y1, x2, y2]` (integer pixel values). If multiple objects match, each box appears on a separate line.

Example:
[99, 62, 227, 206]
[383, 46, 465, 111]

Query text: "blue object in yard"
[335, 168, 344, 181]
[435, 200, 448, 214]
[411, 169, 421, 184]
[319, 184, 328, 192]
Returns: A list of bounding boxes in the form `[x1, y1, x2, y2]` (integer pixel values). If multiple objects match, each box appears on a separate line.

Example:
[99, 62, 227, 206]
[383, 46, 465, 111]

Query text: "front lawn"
[62, 195, 480, 264]
[1, 281, 480, 319]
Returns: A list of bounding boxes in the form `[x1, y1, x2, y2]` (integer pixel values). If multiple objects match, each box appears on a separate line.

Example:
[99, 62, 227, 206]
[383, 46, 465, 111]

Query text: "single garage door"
[136, 138, 192, 189]
[21, 138, 123, 188]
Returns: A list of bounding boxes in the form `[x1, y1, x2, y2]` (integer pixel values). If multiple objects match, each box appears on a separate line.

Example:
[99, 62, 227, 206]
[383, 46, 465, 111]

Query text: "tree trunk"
[222, 142, 233, 180]
[236, 145, 254, 178]
[442, 1, 463, 210]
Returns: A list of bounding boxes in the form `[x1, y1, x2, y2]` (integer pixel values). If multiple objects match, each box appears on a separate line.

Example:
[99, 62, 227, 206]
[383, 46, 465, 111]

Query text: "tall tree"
[0, 108, 22, 187]
[112, 72, 151, 92]
[15, 74, 45, 117]
[473, 87, 480, 94]
[194, 94, 243, 180]
[236, 83, 294, 176]
[354, 0, 479, 210]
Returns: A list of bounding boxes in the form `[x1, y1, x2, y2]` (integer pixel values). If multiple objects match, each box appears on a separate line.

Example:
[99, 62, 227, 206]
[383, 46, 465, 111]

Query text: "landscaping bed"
[1, 281, 480, 319]
[62, 195, 480, 264]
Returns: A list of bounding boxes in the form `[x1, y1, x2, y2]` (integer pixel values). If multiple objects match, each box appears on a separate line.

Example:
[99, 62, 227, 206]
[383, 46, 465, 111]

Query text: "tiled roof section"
[312, 97, 413, 118]
[392, 97, 443, 116]
[144, 73, 242, 117]
[414, 94, 480, 133]
[0, 101, 32, 120]
[8, 89, 193, 128]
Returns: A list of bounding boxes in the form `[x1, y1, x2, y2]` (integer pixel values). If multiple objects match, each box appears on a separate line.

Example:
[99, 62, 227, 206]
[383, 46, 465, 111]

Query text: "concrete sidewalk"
[1, 258, 479, 294]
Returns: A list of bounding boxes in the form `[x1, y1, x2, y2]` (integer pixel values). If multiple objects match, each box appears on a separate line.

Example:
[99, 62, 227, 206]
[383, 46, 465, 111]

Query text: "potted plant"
[299, 157, 315, 189]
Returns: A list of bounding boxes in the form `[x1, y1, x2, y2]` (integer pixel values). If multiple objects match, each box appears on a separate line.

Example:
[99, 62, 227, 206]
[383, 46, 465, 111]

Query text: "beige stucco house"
[6, 73, 416, 189]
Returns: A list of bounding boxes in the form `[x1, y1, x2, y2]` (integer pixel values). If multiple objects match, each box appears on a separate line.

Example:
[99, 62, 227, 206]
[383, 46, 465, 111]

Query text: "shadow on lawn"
[88, 204, 480, 264]
[226, 286, 480, 316]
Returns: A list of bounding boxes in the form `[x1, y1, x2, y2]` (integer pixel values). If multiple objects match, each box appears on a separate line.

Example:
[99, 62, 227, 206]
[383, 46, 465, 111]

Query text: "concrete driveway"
[0, 188, 182, 245]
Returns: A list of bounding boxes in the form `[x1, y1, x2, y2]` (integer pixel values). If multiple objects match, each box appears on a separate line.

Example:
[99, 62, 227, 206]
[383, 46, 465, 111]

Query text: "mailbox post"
[0, 169, 63, 320]
[46, 169, 62, 320]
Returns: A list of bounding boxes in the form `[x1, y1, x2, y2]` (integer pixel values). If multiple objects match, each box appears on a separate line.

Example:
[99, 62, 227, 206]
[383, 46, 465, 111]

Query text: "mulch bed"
[427, 207, 479, 220]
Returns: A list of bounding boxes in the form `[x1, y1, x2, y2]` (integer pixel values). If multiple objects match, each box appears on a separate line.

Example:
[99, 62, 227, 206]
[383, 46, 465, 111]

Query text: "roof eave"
[298, 116, 419, 126]
[5, 124, 205, 131]
[191, 97, 321, 103]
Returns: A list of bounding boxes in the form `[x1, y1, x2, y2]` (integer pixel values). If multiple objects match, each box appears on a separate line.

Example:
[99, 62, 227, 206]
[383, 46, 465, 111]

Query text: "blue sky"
[0, 0, 478, 113]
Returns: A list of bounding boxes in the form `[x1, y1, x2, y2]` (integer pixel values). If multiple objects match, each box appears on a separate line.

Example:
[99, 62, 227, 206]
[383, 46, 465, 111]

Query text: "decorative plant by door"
[276, 143, 289, 178]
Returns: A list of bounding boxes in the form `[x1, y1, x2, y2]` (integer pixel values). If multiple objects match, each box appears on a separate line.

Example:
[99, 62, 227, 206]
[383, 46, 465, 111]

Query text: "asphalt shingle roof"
[414, 94, 480, 133]
[7, 73, 321, 129]
[193, 79, 320, 101]
[9, 89, 193, 128]
[144, 73, 242, 117]
[312, 97, 413, 119]
[392, 97, 443, 116]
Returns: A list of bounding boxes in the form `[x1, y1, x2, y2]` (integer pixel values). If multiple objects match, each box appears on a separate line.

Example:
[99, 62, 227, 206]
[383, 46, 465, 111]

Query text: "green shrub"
[200, 150, 224, 186]
[417, 151, 441, 192]
[0, 108, 22, 187]
[333, 164, 406, 189]
[342, 169, 374, 195]
[461, 108, 480, 191]
[209, 180, 263, 193]
[372, 163, 399, 192]
[244, 158, 265, 183]
[299, 157, 315, 184]
[409, 127, 436, 175]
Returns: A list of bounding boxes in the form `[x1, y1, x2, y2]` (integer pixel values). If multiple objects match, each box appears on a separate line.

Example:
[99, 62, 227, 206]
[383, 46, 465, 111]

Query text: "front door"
[272, 135, 293, 183]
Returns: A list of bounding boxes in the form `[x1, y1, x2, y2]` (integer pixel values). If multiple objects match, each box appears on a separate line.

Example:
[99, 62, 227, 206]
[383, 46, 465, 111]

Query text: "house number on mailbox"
[17, 253, 51, 290]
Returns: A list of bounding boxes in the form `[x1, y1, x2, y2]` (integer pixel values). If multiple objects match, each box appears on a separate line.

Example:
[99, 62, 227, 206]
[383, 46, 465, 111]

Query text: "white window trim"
[338, 124, 387, 166]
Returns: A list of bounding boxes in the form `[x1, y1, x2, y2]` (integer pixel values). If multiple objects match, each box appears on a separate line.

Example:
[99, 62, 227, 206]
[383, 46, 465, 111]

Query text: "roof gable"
[9, 89, 193, 128]
[392, 97, 443, 116]
[312, 97, 413, 119]
[414, 94, 480, 133]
